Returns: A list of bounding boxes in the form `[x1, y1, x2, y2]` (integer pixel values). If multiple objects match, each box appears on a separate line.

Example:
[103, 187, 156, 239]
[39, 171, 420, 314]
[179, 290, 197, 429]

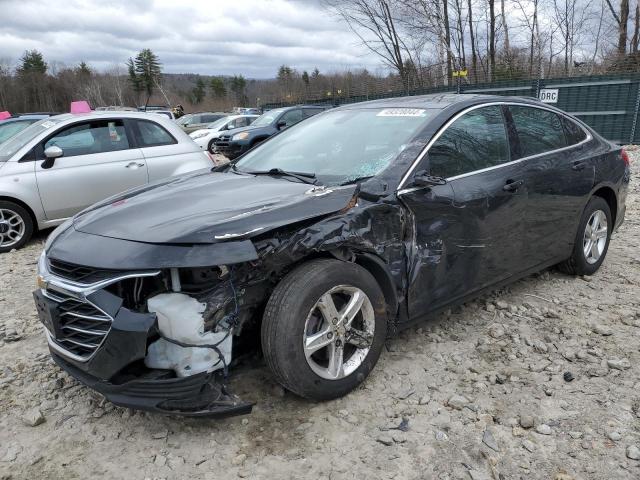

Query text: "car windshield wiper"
[340, 175, 374, 186]
[237, 167, 318, 185]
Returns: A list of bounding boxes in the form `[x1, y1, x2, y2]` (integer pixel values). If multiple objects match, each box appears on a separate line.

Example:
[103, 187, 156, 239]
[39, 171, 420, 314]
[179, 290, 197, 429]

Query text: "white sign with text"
[539, 88, 559, 103]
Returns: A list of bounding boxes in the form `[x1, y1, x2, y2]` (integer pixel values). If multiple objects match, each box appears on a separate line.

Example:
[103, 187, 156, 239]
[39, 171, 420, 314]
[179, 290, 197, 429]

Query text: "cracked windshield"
[235, 108, 436, 185]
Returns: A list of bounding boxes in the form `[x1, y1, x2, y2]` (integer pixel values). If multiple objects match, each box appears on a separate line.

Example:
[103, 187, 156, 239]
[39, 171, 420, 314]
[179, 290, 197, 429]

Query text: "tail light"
[621, 149, 630, 166]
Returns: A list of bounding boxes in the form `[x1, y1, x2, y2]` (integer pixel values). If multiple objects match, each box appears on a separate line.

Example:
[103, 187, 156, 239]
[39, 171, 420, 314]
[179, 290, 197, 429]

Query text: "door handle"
[572, 160, 587, 171]
[503, 179, 524, 192]
[126, 162, 145, 168]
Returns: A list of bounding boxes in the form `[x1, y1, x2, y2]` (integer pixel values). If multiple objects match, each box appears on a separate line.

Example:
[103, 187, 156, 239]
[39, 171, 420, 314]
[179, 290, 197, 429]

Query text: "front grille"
[48, 258, 123, 284]
[45, 288, 112, 359]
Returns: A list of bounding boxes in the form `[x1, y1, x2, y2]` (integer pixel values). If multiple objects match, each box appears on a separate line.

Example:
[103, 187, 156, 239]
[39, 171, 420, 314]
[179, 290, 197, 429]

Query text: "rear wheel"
[261, 259, 387, 401]
[558, 196, 612, 276]
[0, 201, 34, 253]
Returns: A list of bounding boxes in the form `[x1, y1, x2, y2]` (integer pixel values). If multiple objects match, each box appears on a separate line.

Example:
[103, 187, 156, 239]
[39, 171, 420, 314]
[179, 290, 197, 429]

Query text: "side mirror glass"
[276, 120, 287, 130]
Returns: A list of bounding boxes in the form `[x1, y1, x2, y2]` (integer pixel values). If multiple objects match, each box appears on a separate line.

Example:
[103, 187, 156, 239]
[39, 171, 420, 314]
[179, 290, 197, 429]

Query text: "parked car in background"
[95, 106, 137, 112]
[233, 107, 261, 115]
[177, 112, 228, 134]
[0, 111, 213, 252]
[189, 114, 258, 152]
[150, 110, 176, 120]
[0, 115, 52, 144]
[214, 105, 326, 159]
[34, 94, 629, 416]
[137, 105, 170, 112]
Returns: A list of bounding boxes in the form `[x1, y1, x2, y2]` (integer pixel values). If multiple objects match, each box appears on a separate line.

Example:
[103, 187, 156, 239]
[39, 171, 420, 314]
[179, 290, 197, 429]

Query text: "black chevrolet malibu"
[35, 94, 630, 416]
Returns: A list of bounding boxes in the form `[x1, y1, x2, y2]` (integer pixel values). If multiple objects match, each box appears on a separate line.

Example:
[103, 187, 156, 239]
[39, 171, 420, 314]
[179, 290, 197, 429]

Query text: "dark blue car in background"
[214, 105, 326, 159]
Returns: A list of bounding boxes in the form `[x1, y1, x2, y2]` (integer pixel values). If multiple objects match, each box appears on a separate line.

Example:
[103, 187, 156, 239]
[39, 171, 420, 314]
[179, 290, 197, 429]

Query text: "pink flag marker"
[70, 101, 92, 114]
[0, 111, 11, 120]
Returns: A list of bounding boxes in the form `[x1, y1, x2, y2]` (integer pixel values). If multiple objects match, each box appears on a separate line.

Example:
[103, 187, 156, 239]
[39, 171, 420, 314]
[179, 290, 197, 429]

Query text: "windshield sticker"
[41, 121, 56, 128]
[377, 108, 427, 117]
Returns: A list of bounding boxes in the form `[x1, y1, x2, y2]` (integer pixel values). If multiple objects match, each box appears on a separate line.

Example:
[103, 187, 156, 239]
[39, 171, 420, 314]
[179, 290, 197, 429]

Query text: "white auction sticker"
[41, 121, 56, 128]
[377, 108, 427, 117]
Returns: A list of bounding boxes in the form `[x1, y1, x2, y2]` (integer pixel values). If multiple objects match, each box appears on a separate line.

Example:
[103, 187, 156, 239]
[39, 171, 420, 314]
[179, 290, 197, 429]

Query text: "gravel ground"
[0, 149, 639, 480]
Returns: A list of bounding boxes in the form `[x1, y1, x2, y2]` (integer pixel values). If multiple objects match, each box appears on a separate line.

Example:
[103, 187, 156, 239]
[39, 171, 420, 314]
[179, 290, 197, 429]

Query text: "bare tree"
[501, 0, 511, 52]
[324, 0, 411, 91]
[606, 0, 630, 55]
[632, 1, 640, 52]
[489, 0, 497, 78]
[468, 0, 478, 79]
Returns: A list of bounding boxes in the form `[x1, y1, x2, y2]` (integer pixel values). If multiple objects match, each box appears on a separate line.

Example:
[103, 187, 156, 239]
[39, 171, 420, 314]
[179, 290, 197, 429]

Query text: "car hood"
[223, 124, 269, 137]
[189, 129, 213, 137]
[72, 171, 357, 244]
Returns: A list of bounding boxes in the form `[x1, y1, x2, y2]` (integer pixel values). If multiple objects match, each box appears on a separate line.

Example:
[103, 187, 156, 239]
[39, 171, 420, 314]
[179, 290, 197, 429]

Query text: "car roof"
[49, 111, 178, 121]
[1, 115, 49, 122]
[334, 93, 546, 111]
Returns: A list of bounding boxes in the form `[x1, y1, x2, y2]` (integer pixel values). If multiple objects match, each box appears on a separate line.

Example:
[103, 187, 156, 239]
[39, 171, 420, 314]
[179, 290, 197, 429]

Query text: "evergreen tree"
[191, 78, 206, 104]
[230, 75, 247, 104]
[209, 77, 226, 98]
[17, 50, 47, 76]
[127, 49, 162, 106]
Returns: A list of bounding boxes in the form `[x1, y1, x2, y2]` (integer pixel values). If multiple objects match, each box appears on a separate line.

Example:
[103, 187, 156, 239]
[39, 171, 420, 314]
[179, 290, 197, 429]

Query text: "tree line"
[324, 0, 640, 91]
[1, 0, 639, 114]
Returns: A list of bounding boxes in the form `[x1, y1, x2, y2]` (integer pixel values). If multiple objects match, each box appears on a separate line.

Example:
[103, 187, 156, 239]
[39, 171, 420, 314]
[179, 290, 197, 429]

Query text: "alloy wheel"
[302, 285, 375, 380]
[583, 209, 608, 264]
[0, 208, 26, 248]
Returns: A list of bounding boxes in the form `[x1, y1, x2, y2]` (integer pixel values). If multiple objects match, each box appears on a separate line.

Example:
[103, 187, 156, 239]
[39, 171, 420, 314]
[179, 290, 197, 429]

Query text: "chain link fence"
[262, 70, 640, 145]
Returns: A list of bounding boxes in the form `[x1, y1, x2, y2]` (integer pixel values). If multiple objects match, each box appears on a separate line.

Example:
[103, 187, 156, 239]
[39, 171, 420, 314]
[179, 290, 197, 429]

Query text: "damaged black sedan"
[35, 94, 630, 416]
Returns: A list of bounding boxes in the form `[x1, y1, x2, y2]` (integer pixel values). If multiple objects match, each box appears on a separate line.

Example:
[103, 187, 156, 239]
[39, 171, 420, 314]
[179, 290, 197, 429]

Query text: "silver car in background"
[0, 111, 213, 252]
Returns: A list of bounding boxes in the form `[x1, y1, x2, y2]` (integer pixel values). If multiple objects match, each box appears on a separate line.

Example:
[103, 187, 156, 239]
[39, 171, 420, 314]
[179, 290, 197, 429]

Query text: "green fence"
[263, 72, 640, 145]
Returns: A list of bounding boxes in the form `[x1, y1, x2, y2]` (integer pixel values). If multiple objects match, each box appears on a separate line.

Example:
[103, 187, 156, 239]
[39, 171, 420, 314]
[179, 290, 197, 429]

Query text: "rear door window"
[509, 106, 567, 157]
[303, 108, 324, 119]
[44, 120, 130, 157]
[428, 106, 510, 178]
[279, 109, 303, 127]
[202, 114, 223, 123]
[134, 120, 177, 147]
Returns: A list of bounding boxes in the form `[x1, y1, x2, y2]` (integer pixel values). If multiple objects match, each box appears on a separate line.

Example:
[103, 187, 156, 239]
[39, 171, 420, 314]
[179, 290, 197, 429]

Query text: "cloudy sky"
[0, 0, 385, 78]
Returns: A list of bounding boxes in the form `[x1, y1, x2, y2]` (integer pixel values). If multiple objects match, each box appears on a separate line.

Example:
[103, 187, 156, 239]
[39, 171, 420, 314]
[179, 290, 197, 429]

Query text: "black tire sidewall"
[207, 139, 216, 153]
[572, 196, 612, 275]
[0, 201, 34, 253]
[263, 260, 387, 400]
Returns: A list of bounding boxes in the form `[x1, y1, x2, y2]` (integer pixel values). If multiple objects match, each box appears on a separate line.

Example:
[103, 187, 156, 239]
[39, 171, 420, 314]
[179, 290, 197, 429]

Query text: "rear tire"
[558, 196, 612, 276]
[261, 259, 387, 401]
[0, 201, 34, 253]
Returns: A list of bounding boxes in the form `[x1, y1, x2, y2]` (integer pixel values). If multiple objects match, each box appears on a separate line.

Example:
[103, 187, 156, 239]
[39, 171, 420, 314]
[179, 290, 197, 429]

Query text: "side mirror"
[276, 120, 287, 130]
[42, 146, 63, 169]
[45, 146, 64, 159]
[412, 169, 447, 187]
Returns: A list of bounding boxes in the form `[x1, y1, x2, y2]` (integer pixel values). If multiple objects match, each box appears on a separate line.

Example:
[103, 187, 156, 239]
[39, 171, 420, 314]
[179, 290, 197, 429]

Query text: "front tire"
[558, 196, 612, 276]
[261, 259, 387, 401]
[0, 201, 34, 253]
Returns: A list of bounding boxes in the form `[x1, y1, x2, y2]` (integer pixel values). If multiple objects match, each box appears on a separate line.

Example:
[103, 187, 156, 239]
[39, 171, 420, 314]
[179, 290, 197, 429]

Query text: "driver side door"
[399, 105, 527, 318]
[35, 119, 147, 220]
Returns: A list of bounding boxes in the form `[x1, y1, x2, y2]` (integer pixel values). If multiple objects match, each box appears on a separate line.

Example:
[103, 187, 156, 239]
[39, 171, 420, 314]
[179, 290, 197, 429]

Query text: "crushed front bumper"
[52, 353, 253, 417]
[35, 253, 252, 417]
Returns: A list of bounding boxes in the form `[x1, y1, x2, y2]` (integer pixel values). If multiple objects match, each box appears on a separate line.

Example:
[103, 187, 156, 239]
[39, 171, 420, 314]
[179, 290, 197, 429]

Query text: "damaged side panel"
[198, 198, 409, 337]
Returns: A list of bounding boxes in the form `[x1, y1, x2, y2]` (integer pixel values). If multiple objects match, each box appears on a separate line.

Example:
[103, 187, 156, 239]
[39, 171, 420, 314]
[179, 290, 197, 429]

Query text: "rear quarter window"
[134, 120, 177, 147]
[509, 106, 567, 158]
[561, 116, 588, 145]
